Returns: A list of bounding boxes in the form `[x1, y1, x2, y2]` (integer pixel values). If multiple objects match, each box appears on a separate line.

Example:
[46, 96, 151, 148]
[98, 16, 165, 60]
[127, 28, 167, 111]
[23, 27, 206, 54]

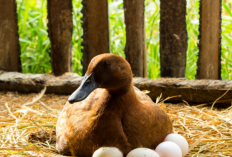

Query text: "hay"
[0, 90, 232, 156]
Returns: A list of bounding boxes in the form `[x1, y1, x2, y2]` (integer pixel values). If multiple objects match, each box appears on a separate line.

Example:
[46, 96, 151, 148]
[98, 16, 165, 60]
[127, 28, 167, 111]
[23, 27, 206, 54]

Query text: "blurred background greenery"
[16, 0, 232, 79]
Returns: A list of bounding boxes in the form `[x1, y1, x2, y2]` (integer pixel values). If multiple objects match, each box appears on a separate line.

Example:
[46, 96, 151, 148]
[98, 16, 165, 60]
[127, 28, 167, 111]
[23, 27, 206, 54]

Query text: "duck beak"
[68, 73, 98, 104]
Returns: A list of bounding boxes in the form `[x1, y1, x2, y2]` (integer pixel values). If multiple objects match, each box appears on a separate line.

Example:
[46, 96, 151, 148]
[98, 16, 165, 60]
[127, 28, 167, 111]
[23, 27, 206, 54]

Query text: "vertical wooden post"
[0, 0, 21, 72]
[197, 0, 221, 80]
[124, 0, 146, 77]
[47, 0, 73, 76]
[160, 0, 187, 78]
[81, 0, 110, 75]
[144, 25, 147, 77]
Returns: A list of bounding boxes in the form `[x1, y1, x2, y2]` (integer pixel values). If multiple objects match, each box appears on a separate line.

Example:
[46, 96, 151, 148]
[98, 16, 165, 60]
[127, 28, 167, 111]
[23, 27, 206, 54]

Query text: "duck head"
[68, 54, 133, 104]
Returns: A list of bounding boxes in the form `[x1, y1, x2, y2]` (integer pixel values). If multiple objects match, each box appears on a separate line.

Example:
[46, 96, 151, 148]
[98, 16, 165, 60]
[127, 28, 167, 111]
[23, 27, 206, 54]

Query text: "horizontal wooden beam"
[1, 71, 232, 104]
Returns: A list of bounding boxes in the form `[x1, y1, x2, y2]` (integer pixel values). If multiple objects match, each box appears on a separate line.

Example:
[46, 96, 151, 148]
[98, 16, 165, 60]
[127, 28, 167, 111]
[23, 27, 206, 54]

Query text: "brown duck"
[56, 53, 173, 156]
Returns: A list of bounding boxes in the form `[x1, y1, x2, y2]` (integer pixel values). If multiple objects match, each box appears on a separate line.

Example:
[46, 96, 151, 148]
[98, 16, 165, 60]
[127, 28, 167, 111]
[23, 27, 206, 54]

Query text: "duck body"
[56, 54, 173, 156]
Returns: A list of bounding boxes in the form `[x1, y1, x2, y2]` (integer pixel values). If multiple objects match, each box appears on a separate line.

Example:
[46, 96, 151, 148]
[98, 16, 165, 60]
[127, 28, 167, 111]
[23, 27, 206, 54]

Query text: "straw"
[1, 90, 232, 156]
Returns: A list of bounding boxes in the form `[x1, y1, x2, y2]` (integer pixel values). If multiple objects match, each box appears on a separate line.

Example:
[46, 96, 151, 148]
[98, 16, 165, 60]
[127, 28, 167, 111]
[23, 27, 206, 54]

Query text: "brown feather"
[56, 54, 173, 156]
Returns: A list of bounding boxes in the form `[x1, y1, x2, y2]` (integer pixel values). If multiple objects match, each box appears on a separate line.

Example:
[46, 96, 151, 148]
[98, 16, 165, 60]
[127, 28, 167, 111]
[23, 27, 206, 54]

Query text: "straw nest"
[0, 88, 232, 157]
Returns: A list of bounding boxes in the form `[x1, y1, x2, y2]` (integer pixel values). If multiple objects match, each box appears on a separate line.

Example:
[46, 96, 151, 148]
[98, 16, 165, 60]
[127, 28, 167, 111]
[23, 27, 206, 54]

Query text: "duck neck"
[106, 82, 139, 104]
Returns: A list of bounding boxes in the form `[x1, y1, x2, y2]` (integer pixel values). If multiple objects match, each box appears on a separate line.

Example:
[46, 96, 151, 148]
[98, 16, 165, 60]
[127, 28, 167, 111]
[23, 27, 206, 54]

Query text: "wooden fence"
[0, 0, 222, 80]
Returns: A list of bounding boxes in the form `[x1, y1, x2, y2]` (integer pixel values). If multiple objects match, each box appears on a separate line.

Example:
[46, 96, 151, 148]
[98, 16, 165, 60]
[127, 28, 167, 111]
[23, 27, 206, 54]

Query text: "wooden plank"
[1, 71, 232, 104]
[81, 0, 110, 75]
[197, 0, 222, 80]
[0, 0, 21, 72]
[144, 26, 147, 77]
[47, 0, 73, 76]
[124, 0, 146, 77]
[160, 0, 187, 77]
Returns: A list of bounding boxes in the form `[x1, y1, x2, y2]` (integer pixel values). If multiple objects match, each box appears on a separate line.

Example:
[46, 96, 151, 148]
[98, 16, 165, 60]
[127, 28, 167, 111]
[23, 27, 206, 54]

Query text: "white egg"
[92, 147, 123, 157]
[127, 148, 160, 157]
[164, 133, 189, 156]
[155, 141, 182, 157]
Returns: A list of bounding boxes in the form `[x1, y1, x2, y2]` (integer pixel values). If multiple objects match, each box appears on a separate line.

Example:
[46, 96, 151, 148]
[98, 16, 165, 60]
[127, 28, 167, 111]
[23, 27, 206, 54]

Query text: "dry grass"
[0, 89, 232, 157]
[0, 89, 66, 157]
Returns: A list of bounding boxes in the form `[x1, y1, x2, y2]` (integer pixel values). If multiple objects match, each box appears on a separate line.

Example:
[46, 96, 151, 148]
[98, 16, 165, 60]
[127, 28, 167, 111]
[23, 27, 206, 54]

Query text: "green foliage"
[221, 1, 232, 80]
[72, 0, 83, 75]
[145, 1, 161, 78]
[17, 0, 51, 74]
[185, 0, 199, 80]
[16, 0, 232, 80]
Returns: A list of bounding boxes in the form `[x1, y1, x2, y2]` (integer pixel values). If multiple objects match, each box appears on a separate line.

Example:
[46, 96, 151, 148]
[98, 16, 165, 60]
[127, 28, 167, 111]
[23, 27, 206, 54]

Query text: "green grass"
[16, 0, 232, 80]
[72, 0, 83, 75]
[185, 0, 199, 80]
[221, 1, 232, 80]
[17, 0, 51, 74]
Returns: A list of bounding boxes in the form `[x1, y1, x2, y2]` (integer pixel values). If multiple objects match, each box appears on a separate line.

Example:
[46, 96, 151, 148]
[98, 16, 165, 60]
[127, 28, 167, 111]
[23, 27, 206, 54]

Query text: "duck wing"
[56, 88, 105, 155]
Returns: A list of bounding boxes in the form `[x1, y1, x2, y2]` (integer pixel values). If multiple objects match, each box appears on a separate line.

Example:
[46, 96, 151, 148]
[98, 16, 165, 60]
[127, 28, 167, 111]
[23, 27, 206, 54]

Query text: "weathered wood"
[81, 0, 110, 75]
[144, 27, 147, 77]
[197, 0, 222, 80]
[1, 71, 232, 104]
[124, 0, 146, 77]
[47, 0, 73, 76]
[0, 0, 21, 72]
[160, 0, 187, 77]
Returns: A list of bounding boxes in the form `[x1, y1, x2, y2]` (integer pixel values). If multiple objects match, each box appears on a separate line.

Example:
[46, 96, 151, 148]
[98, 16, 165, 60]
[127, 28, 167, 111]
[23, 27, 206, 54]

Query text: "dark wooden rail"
[1, 71, 232, 104]
[0, 0, 224, 80]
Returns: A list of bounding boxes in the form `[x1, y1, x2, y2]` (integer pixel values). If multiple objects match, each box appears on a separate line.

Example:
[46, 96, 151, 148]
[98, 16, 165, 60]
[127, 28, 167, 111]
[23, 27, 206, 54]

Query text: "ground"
[0, 90, 232, 157]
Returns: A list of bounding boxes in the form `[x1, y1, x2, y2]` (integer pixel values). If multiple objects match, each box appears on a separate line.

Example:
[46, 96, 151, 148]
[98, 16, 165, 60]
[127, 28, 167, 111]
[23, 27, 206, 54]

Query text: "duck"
[56, 53, 173, 157]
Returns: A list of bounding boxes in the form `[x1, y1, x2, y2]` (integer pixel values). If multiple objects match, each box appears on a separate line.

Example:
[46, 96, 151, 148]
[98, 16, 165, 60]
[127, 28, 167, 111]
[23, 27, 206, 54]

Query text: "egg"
[164, 133, 189, 156]
[155, 141, 182, 157]
[127, 148, 160, 157]
[92, 147, 123, 157]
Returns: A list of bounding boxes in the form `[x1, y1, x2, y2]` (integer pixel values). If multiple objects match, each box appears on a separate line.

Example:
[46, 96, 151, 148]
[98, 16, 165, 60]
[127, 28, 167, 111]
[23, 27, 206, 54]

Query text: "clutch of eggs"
[155, 141, 182, 157]
[155, 133, 188, 157]
[164, 133, 189, 156]
[127, 148, 160, 157]
[92, 147, 123, 157]
[92, 134, 188, 157]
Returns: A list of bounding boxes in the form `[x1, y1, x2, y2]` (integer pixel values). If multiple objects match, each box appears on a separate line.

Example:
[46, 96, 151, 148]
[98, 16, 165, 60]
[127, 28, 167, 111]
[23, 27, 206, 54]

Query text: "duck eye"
[103, 61, 110, 67]
[84, 80, 91, 86]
